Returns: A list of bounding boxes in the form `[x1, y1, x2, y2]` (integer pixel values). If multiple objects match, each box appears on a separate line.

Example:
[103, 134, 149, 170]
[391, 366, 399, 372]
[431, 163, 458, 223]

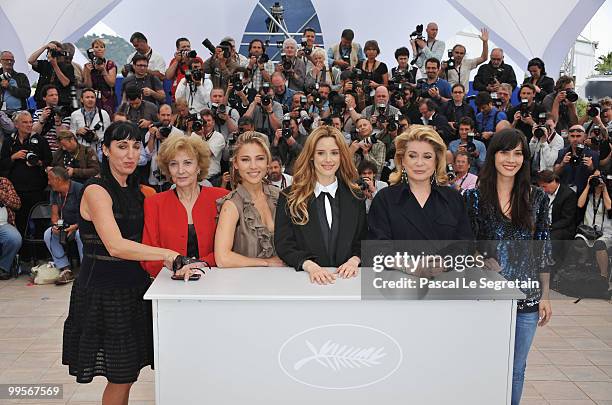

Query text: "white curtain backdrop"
[0, 0, 606, 83]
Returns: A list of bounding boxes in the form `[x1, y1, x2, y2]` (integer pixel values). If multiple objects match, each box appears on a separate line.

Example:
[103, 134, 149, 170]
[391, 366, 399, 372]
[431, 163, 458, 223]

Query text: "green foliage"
[595, 51, 612, 74]
[576, 98, 587, 118]
[75, 34, 134, 67]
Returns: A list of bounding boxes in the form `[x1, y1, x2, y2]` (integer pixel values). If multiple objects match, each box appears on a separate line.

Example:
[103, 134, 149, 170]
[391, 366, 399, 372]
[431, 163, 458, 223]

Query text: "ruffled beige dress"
[216, 183, 279, 258]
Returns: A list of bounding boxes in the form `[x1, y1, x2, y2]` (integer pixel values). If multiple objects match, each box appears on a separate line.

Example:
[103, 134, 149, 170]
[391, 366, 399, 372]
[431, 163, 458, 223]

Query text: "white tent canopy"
[1, 0, 606, 84]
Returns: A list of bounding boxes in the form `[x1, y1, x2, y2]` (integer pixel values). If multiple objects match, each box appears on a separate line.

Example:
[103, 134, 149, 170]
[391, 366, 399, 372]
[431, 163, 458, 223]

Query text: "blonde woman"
[368, 125, 473, 241]
[304, 47, 341, 91]
[214, 132, 284, 267]
[82, 38, 117, 115]
[274, 126, 367, 284]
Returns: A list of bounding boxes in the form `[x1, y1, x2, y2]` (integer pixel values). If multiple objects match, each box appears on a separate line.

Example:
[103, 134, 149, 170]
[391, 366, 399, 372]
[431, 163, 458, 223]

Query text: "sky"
[580, 0, 611, 58]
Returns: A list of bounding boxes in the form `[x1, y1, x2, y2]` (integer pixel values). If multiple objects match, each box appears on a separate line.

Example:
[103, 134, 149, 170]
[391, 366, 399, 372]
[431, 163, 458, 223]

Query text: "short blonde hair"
[91, 39, 106, 48]
[230, 131, 271, 188]
[391, 125, 448, 186]
[156, 135, 211, 181]
[310, 47, 326, 61]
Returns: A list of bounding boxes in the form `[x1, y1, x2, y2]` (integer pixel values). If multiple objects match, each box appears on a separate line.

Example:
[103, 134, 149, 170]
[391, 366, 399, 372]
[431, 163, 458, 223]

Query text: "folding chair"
[20, 202, 51, 275]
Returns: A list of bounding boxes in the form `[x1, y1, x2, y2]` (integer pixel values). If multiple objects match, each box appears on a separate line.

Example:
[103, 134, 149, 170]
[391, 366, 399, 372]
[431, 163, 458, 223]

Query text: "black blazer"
[522, 75, 555, 104]
[368, 183, 474, 240]
[551, 183, 577, 240]
[275, 181, 367, 270]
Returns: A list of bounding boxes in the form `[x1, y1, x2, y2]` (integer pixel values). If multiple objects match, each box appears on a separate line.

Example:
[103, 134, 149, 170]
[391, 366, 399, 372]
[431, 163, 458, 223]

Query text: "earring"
[431, 170, 438, 185]
[401, 167, 408, 184]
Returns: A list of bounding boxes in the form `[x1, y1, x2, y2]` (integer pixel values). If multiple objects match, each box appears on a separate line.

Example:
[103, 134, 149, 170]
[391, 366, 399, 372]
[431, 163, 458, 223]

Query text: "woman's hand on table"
[264, 256, 285, 267]
[174, 262, 206, 281]
[303, 260, 336, 285]
[336, 256, 360, 279]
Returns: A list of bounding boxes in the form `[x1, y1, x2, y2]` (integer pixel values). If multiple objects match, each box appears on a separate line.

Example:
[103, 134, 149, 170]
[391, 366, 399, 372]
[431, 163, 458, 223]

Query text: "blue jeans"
[512, 310, 539, 405]
[43, 227, 83, 269]
[0, 224, 22, 272]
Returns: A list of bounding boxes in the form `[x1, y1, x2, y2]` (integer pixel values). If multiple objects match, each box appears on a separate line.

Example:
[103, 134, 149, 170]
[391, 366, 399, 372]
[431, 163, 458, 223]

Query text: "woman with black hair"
[464, 128, 552, 405]
[62, 121, 200, 404]
[523, 57, 555, 104]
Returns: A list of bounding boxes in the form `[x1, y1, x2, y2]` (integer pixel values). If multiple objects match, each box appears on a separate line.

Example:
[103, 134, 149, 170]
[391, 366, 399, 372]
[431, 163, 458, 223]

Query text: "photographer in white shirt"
[529, 114, 564, 172]
[69, 88, 110, 158]
[174, 59, 212, 114]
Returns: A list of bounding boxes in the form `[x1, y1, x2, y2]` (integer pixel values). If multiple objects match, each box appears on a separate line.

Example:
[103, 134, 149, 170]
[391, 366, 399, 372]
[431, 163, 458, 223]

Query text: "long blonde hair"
[390, 125, 448, 186]
[286, 126, 360, 225]
[230, 131, 271, 188]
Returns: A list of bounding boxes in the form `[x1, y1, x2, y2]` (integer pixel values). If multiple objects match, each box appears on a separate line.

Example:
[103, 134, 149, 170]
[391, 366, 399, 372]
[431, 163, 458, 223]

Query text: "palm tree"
[595, 52, 612, 74]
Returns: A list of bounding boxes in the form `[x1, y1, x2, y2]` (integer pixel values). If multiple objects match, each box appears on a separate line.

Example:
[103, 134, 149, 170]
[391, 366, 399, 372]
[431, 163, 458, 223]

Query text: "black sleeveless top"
[77, 177, 150, 289]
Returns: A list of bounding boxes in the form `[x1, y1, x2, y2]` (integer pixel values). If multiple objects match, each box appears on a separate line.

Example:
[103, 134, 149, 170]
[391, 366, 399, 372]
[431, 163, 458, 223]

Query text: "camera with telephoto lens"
[387, 114, 400, 132]
[299, 95, 308, 110]
[25, 151, 40, 166]
[82, 122, 102, 143]
[565, 89, 578, 103]
[281, 114, 291, 139]
[570, 143, 585, 167]
[410, 24, 424, 41]
[376, 104, 387, 124]
[589, 175, 604, 188]
[186, 113, 203, 132]
[299, 110, 314, 131]
[211, 103, 227, 123]
[301, 39, 312, 56]
[181, 50, 197, 58]
[362, 132, 378, 146]
[261, 94, 272, 106]
[520, 99, 530, 118]
[56, 219, 71, 245]
[447, 163, 456, 182]
[254, 53, 269, 64]
[185, 69, 204, 82]
[490, 92, 503, 108]
[488, 68, 503, 86]
[605, 174, 612, 190]
[356, 177, 369, 192]
[151, 122, 172, 138]
[281, 53, 293, 71]
[590, 125, 603, 147]
[86, 49, 105, 66]
[49, 48, 69, 58]
[310, 85, 323, 106]
[202, 38, 230, 59]
[533, 112, 548, 139]
[0, 72, 12, 81]
[341, 54, 351, 68]
[414, 78, 436, 99]
[444, 49, 455, 71]
[261, 82, 272, 106]
[462, 132, 476, 153]
[231, 72, 244, 92]
[587, 98, 601, 117]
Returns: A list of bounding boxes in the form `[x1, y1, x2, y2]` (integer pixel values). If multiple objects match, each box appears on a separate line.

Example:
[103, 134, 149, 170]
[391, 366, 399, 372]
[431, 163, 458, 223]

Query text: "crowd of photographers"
[0, 24, 611, 281]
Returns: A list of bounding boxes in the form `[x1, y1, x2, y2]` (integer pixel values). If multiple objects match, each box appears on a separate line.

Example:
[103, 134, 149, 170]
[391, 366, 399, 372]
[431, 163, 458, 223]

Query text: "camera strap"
[58, 182, 71, 221]
[592, 192, 605, 231]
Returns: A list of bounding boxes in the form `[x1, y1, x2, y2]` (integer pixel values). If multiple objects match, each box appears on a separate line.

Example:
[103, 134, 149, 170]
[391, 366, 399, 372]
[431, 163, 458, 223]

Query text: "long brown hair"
[478, 128, 533, 231]
[286, 126, 360, 225]
[389, 125, 449, 186]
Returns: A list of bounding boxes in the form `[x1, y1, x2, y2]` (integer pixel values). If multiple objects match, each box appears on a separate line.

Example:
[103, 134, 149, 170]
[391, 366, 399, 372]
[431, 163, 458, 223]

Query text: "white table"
[145, 267, 524, 404]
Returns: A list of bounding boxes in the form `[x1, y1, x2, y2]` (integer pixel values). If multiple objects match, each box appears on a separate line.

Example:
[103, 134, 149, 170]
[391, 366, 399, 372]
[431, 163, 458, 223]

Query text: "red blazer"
[141, 186, 229, 277]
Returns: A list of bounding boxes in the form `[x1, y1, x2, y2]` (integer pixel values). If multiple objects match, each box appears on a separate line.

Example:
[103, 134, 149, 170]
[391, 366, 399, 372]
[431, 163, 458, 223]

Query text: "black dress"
[62, 177, 153, 384]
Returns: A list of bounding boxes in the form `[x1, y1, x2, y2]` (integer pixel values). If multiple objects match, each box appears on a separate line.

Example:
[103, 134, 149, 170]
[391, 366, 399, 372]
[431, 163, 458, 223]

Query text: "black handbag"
[576, 224, 603, 241]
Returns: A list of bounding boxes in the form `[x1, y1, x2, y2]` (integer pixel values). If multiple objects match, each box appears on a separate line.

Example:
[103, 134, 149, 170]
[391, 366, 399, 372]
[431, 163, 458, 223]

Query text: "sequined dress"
[464, 186, 551, 311]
